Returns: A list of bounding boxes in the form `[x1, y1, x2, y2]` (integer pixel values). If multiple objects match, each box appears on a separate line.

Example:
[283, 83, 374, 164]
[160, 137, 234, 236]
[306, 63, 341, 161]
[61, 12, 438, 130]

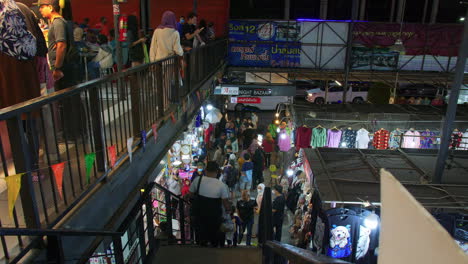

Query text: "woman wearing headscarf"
[150, 10, 184, 61]
[256, 183, 265, 212]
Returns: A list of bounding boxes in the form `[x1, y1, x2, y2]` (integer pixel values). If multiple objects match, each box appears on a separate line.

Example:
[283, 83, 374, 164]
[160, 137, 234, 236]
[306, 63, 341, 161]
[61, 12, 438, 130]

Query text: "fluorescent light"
[206, 104, 213, 111]
[334, 80, 342, 86]
[460, 17, 465, 21]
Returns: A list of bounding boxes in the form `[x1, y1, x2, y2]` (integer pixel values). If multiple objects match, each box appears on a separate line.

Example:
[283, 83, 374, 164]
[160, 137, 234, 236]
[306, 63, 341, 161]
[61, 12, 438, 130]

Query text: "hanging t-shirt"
[389, 129, 403, 149]
[372, 129, 390, 150]
[451, 132, 463, 150]
[311, 127, 327, 148]
[340, 129, 357, 148]
[356, 129, 370, 149]
[278, 128, 292, 152]
[402, 130, 421, 149]
[326, 213, 361, 262]
[327, 129, 343, 148]
[420, 130, 437, 149]
[459, 131, 468, 150]
[296, 126, 312, 149]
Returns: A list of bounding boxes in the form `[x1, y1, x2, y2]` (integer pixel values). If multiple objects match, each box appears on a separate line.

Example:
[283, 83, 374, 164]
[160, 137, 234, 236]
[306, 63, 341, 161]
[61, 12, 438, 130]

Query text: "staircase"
[152, 245, 262, 264]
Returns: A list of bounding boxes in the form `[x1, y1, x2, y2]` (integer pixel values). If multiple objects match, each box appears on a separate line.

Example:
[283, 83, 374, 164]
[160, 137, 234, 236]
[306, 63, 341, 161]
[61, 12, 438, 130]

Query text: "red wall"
[71, 0, 229, 37]
[149, 0, 230, 37]
[71, 0, 140, 28]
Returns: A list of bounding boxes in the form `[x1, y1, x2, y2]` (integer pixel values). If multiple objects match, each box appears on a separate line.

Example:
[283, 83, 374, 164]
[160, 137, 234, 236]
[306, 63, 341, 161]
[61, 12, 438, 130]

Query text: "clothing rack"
[304, 118, 468, 123]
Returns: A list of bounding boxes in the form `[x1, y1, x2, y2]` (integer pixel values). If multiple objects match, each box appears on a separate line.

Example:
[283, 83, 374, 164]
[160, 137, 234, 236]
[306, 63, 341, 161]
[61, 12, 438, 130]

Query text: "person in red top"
[93, 16, 110, 37]
[262, 132, 275, 167]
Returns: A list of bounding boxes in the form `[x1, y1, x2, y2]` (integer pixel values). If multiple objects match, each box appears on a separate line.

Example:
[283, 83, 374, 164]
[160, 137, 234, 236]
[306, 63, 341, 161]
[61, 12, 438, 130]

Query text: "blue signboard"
[229, 20, 301, 42]
[228, 42, 301, 67]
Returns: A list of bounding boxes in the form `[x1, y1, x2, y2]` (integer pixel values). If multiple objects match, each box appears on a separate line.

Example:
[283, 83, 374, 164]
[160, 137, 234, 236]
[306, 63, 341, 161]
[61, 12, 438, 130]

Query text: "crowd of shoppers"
[150, 110, 294, 248]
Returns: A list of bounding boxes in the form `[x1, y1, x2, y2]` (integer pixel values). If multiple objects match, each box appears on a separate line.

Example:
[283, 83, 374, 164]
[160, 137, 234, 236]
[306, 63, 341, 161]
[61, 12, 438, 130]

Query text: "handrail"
[0, 39, 227, 120]
[0, 228, 121, 237]
[264, 241, 351, 264]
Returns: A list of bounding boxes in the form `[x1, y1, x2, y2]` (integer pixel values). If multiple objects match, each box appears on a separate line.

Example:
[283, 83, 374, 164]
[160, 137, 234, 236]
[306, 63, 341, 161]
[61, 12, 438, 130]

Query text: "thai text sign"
[228, 42, 301, 67]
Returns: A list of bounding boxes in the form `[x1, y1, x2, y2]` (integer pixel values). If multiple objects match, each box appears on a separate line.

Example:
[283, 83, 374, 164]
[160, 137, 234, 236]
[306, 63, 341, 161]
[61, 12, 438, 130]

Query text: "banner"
[229, 20, 300, 42]
[351, 47, 399, 71]
[85, 153, 96, 184]
[228, 42, 301, 67]
[127, 137, 134, 162]
[6, 173, 23, 219]
[353, 23, 463, 56]
[152, 124, 158, 143]
[108, 145, 117, 168]
[51, 162, 66, 199]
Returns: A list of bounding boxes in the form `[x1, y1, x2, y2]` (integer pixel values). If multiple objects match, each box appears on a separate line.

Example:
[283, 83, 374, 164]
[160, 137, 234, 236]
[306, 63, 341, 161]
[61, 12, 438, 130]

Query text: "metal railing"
[0, 39, 227, 262]
[0, 182, 192, 263]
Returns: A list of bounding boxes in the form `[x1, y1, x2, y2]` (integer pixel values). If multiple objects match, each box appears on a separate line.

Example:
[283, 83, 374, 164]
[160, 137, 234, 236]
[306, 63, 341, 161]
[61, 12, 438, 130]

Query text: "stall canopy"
[304, 148, 468, 211]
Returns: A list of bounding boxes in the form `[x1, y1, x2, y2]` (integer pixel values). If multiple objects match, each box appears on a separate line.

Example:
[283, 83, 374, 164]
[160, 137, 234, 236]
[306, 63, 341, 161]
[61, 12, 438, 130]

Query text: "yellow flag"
[5, 174, 23, 219]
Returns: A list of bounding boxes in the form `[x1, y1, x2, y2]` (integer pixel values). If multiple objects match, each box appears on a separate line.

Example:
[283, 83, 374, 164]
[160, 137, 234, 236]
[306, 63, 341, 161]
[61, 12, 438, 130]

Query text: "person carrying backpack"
[39, 0, 83, 141]
[223, 159, 238, 200]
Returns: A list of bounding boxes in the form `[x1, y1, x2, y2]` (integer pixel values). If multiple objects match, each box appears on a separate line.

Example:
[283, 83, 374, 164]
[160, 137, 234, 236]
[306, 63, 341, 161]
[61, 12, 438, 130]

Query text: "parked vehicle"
[306, 82, 369, 104]
[397, 83, 446, 99]
[292, 80, 323, 97]
[445, 85, 468, 104]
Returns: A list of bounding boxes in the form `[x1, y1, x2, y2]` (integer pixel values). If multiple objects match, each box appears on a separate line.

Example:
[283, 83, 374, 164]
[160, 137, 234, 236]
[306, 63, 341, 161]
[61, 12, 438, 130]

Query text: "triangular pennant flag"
[5, 173, 23, 219]
[141, 130, 147, 152]
[85, 153, 96, 184]
[127, 137, 134, 162]
[170, 112, 176, 124]
[152, 124, 158, 143]
[51, 162, 66, 199]
[108, 145, 117, 168]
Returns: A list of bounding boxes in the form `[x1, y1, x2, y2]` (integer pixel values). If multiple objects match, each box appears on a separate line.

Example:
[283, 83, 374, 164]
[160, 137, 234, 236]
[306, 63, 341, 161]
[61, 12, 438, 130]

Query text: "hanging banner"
[351, 47, 399, 71]
[108, 145, 117, 168]
[141, 130, 147, 152]
[353, 23, 463, 56]
[51, 162, 66, 199]
[85, 153, 96, 184]
[6, 173, 23, 219]
[152, 124, 158, 143]
[127, 137, 134, 162]
[228, 42, 301, 67]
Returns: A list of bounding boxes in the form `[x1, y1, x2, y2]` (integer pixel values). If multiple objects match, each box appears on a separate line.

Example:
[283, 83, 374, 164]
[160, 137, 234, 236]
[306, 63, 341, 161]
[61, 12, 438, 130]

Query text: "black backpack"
[225, 166, 238, 188]
[57, 17, 80, 65]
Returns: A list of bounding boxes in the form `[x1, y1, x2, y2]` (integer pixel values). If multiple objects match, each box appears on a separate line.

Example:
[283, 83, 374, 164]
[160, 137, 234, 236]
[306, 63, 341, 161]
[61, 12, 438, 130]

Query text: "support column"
[430, 0, 439, 24]
[342, 0, 359, 103]
[359, 0, 367, 21]
[284, 0, 290, 20]
[434, 8, 468, 183]
[389, 0, 396, 22]
[193, 0, 198, 13]
[320, 0, 328, 20]
[422, 0, 429, 23]
[395, 0, 406, 23]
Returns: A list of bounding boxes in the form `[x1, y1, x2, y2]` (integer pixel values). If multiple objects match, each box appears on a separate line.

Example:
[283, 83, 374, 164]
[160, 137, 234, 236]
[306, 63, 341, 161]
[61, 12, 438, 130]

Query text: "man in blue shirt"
[241, 153, 253, 194]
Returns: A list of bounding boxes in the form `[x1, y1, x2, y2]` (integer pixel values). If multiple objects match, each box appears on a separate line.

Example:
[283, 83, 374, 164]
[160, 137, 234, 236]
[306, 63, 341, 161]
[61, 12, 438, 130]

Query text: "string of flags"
[3, 87, 210, 219]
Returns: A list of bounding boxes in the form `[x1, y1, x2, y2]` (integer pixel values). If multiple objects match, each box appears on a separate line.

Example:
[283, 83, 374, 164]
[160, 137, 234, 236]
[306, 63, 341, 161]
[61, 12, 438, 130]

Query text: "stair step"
[152, 245, 262, 264]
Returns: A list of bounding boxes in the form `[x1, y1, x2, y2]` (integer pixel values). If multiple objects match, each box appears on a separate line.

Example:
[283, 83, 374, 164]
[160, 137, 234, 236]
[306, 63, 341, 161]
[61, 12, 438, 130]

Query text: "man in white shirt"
[189, 161, 230, 247]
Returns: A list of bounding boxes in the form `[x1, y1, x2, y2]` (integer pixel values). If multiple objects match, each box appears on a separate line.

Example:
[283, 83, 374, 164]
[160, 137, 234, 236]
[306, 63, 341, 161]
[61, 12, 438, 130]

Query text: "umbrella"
[205, 108, 222, 123]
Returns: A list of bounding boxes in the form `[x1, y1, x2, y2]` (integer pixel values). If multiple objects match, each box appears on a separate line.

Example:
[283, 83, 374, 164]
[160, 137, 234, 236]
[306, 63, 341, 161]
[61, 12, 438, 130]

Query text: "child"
[181, 179, 191, 196]
[226, 206, 242, 247]
[269, 164, 279, 186]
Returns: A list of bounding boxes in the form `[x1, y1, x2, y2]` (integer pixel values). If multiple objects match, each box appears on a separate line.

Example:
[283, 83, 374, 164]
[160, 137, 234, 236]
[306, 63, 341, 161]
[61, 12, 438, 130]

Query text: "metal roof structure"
[304, 148, 468, 212]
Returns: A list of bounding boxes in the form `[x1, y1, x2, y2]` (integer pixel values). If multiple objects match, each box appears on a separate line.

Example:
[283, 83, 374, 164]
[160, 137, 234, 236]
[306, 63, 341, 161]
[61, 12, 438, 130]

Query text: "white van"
[227, 96, 293, 111]
[306, 83, 368, 104]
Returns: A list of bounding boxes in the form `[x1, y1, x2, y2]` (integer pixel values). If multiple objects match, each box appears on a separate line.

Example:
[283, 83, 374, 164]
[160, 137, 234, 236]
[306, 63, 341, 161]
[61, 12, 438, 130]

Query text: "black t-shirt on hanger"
[326, 213, 361, 262]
